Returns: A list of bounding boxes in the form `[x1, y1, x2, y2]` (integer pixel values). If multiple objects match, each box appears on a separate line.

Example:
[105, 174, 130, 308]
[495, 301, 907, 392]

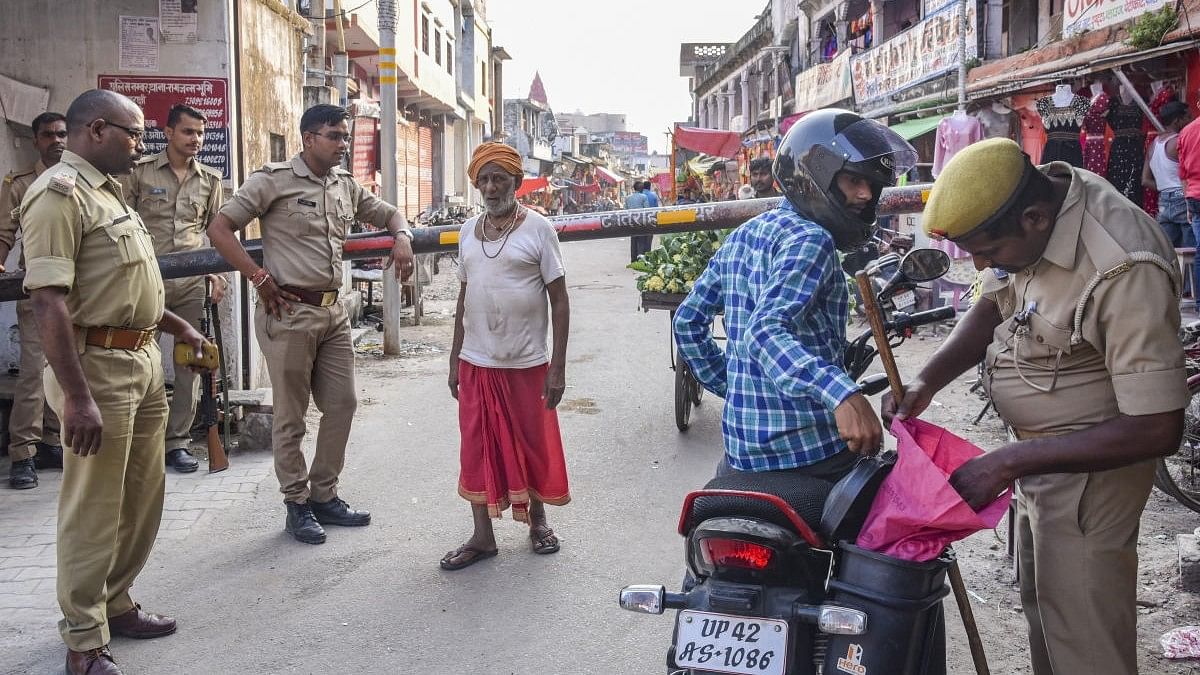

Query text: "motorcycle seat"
[686, 471, 834, 542]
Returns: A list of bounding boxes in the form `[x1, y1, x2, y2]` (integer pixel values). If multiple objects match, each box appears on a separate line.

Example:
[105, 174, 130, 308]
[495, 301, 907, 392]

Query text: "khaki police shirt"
[0, 159, 48, 269]
[20, 150, 164, 330]
[122, 151, 223, 255]
[981, 162, 1189, 433]
[217, 154, 398, 290]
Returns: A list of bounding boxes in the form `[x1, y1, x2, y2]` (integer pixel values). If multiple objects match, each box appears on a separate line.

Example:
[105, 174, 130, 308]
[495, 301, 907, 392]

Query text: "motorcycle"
[619, 248, 957, 675]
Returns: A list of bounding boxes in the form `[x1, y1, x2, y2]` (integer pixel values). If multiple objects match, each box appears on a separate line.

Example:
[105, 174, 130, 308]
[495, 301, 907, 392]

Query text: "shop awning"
[889, 114, 949, 141]
[594, 165, 623, 184]
[674, 126, 742, 159]
[515, 176, 549, 198]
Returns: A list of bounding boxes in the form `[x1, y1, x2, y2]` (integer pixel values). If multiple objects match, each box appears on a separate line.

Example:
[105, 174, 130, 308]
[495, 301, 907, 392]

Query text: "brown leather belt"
[76, 326, 157, 350]
[281, 286, 339, 308]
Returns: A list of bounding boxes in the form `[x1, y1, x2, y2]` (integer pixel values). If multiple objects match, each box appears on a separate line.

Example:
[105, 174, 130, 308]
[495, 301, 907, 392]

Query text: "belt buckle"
[102, 327, 115, 349]
[321, 291, 337, 307]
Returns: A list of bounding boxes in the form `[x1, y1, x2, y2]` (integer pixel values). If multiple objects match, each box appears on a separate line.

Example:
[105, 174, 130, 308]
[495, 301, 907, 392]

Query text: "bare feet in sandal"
[529, 523, 560, 555]
[440, 544, 498, 571]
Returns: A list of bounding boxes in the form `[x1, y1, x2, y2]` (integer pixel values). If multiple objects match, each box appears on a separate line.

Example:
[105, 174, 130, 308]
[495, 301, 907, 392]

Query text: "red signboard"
[98, 75, 230, 179]
[352, 117, 378, 188]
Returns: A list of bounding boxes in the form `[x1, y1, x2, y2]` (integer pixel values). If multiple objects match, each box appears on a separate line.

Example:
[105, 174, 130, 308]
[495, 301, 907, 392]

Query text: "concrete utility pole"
[957, 0, 968, 109]
[378, 0, 402, 355]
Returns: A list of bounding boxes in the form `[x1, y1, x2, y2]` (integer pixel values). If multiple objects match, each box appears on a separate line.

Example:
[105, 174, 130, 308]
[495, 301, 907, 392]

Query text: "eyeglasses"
[309, 131, 352, 144]
[100, 119, 145, 142]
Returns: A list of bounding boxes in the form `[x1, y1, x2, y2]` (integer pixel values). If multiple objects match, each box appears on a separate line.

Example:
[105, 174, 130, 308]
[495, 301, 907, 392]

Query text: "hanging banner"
[97, 75, 230, 179]
[794, 49, 854, 113]
[850, 1, 978, 107]
[352, 117, 378, 188]
[1062, 0, 1169, 37]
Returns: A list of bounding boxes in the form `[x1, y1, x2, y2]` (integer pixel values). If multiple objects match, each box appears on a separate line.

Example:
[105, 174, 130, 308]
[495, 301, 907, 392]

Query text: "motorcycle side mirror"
[898, 248, 951, 282]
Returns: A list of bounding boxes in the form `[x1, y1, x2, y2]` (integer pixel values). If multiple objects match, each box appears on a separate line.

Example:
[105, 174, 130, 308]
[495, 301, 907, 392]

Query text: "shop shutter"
[418, 123, 434, 213]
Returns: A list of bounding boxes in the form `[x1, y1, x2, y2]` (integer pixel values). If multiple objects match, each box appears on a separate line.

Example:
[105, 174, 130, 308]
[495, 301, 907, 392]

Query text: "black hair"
[749, 157, 772, 173]
[167, 104, 206, 128]
[65, 89, 130, 132]
[31, 112, 66, 136]
[300, 104, 351, 134]
[1160, 100, 1189, 127]
[633, 180, 643, 191]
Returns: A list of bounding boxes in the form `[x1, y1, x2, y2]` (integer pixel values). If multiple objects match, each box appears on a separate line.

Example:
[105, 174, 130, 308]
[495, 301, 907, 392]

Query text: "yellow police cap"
[923, 137, 1033, 241]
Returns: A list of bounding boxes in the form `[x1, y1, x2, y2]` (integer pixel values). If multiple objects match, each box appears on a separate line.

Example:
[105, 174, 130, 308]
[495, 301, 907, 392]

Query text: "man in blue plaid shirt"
[675, 110, 918, 479]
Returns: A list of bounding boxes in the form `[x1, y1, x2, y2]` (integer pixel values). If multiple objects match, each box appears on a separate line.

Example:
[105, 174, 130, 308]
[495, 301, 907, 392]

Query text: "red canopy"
[673, 126, 742, 159]
[594, 165, 623, 184]
[650, 172, 672, 192]
[515, 176, 549, 197]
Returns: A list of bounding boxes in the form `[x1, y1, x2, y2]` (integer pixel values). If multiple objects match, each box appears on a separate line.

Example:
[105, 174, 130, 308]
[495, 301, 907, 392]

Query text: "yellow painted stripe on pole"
[380, 76, 397, 85]
[439, 231, 460, 245]
[921, 189, 931, 204]
[379, 48, 396, 55]
[657, 209, 697, 226]
[379, 62, 396, 70]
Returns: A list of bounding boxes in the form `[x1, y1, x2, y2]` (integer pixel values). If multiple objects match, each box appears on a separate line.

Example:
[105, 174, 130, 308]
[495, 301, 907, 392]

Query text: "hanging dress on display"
[1013, 94, 1048, 164]
[1105, 101, 1146, 203]
[1036, 94, 1089, 167]
[932, 114, 984, 177]
[975, 107, 1016, 140]
[1081, 92, 1110, 176]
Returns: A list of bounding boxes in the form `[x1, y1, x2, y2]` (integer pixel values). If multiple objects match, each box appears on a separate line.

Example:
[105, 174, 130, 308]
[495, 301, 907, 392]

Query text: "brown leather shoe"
[66, 645, 122, 674]
[107, 603, 176, 639]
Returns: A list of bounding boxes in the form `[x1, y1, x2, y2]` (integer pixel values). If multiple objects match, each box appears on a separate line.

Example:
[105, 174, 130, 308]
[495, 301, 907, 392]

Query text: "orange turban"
[467, 142, 522, 183]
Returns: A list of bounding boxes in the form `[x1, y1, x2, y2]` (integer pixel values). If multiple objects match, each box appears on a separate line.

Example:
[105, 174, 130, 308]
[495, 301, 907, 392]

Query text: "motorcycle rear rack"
[678, 489, 824, 548]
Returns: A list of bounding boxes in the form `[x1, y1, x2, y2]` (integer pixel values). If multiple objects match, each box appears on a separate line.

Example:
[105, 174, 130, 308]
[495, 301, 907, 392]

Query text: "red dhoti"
[457, 361, 570, 522]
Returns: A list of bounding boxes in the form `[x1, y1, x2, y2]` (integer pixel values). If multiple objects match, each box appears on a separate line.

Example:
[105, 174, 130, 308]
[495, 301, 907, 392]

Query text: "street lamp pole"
[378, 0, 402, 354]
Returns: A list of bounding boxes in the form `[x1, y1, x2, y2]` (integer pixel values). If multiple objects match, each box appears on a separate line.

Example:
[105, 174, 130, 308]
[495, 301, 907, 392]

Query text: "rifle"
[200, 278, 229, 473]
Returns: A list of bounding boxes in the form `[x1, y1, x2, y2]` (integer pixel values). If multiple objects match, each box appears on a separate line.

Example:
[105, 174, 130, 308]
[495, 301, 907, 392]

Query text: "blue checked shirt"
[673, 201, 857, 471]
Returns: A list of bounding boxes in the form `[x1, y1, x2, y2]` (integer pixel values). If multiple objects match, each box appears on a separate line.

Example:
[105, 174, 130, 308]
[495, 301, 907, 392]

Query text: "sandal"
[439, 545, 498, 571]
[530, 526, 560, 555]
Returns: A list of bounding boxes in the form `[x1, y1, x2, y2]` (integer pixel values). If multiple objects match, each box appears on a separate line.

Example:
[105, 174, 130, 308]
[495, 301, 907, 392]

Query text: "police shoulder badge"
[47, 169, 78, 196]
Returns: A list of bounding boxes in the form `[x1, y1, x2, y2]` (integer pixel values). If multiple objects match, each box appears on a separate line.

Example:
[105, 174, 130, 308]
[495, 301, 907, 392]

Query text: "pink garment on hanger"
[1013, 93, 1047, 164]
[932, 114, 984, 177]
[1082, 92, 1110, 176]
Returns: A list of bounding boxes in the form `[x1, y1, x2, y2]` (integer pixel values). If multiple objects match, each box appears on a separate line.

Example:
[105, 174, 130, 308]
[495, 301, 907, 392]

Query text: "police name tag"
[149, 187, 167, 195]
[298, 198, 317, 207]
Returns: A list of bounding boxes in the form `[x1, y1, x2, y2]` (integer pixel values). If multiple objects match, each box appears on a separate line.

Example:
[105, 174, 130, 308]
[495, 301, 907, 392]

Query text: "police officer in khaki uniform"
[887, 138, 1188, 675]
[123, 103, 224, 473]
[0, 111, 67, 488]
[208, 104, 414, 545]
[21, 89, 208, 675]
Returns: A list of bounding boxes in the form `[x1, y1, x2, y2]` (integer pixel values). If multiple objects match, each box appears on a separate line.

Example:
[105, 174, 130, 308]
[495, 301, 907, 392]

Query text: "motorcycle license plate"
[674, 610, 787, 675]
[893, 290, 916, 310]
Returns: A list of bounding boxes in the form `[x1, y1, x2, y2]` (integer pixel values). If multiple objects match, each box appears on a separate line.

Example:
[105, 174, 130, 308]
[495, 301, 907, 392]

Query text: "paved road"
[2, 236, 733, 674]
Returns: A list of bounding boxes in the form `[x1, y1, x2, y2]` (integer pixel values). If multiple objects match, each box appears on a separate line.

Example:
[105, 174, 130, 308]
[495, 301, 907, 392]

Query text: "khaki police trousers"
[9, 299, 61, 461]
[255, 301, 356, 504]
[163, 279, 206, 451]
[45, 343, 167, 651]
[1015, 459, 1156, 675]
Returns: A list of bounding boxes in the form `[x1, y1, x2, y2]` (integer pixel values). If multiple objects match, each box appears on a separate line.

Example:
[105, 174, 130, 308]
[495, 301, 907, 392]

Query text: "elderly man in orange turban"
[440, 142, 573, 571]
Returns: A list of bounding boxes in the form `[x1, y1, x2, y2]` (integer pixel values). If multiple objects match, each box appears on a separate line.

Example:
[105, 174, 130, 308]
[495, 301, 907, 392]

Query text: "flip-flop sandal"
[439, 545, 498, 571]
[530, 527, 560, 555]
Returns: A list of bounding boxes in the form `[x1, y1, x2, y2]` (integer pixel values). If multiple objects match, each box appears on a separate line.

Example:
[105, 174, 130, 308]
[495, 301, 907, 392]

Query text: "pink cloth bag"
[856, 418, 1011, 562]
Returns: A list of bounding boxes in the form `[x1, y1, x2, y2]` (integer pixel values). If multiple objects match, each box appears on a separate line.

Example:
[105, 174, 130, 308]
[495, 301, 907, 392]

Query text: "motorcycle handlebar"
[885, 305, 956, 332]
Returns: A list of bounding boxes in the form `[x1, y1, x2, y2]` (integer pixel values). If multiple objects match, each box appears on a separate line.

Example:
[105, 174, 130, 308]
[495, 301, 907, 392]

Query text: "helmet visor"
[828, 120, 919, 182]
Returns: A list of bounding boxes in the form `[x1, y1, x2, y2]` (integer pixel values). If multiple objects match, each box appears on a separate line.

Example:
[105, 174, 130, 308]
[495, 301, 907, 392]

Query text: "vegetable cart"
[640, 291, 708, 432]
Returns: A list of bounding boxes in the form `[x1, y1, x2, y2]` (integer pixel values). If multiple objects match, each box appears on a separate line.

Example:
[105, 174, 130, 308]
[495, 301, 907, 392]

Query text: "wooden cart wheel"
[675, 355, 693, 432]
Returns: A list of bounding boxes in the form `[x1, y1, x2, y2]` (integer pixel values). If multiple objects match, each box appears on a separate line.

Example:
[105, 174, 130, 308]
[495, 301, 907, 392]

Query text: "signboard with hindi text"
[850, 1, 978, 107]
[794, 49, 854, 113]
[1062, 0, 1168, 37]
[98, 75, 230, 179]
[352, 117, 378, 188]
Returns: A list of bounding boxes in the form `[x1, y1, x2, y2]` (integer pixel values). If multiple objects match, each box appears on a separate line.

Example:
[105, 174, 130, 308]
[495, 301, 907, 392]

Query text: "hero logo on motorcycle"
[674, 610, 788, 675]
[836, 644, 867, 675]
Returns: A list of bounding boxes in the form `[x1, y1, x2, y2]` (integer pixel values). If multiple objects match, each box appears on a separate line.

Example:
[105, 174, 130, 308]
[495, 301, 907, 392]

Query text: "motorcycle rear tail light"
[700, 538, 775, 571]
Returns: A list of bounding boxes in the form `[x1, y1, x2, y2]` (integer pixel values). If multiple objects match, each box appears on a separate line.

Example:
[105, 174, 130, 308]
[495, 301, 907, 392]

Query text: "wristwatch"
[393, 228, 414, 240]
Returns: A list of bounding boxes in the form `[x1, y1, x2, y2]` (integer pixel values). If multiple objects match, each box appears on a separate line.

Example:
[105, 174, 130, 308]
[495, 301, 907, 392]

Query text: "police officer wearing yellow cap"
[886, 137, 1187, 675]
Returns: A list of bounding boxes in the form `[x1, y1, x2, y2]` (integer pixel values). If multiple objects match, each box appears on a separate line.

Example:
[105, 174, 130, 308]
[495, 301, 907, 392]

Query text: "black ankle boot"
[309, 497, 371, 527]
[9, 458, 37, 489]
[284, 502, 326, 544]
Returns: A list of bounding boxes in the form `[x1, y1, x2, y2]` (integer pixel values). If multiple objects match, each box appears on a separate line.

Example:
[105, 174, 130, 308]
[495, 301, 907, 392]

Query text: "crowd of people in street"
[1, 77, 1194, 675]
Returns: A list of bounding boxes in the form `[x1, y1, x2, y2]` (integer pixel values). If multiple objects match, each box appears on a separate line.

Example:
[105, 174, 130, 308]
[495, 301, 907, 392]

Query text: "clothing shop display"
[1014, 94, 1048, 164]
[1105, 100, 1146, 203]
[975, 105, 1016, 140]
[932, 112, 984, 177]
[1036, 92, 1090, 167]
[1082, 92, 1110, 176]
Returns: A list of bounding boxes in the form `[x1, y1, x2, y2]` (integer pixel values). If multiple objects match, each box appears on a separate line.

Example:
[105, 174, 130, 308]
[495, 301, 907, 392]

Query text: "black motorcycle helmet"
[773, 109, 917, 251]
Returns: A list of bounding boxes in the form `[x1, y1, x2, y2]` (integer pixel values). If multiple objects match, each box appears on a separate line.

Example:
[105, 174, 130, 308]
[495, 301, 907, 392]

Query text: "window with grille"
[421, 14, 430, 54]
[435, 31, 442, 64]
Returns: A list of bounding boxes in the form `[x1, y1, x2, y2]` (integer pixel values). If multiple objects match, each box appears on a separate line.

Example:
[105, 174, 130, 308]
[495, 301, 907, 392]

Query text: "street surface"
[2, 236, 1198, 674]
